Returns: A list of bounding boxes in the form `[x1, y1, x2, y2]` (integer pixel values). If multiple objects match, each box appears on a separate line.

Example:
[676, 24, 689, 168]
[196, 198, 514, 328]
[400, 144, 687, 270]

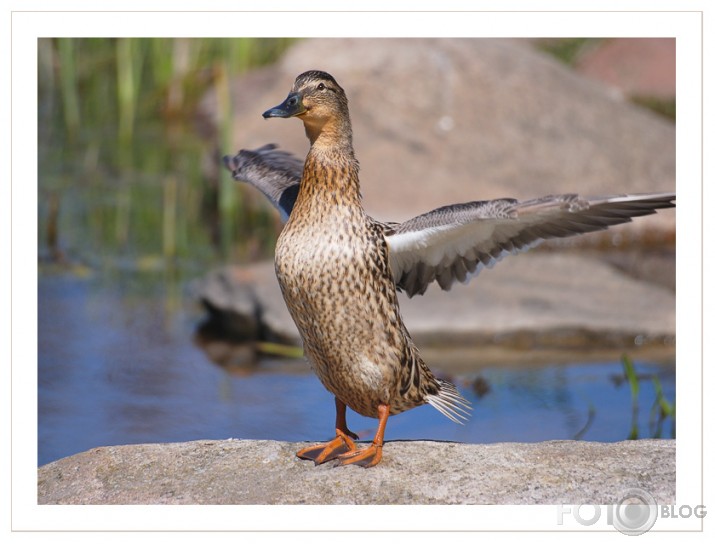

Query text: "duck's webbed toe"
[336, 443, 383, 468]
[296, 429, 357, 465]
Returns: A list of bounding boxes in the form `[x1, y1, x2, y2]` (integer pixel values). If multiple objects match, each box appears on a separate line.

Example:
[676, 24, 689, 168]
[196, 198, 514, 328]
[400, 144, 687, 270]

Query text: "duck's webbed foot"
[296, 397, 359, 465]
[338, 403, 389, 468]
[296, 429, 357, 464]
[336, 442, 383, 467]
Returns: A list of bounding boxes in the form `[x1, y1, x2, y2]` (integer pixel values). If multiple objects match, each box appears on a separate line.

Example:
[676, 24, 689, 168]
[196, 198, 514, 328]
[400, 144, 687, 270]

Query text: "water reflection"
[194, 325, 262, 376]
[38, 272, 675, 466]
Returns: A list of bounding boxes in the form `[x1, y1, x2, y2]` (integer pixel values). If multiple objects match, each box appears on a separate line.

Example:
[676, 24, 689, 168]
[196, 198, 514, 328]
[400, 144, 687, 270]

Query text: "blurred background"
[38, 38, 676, 466]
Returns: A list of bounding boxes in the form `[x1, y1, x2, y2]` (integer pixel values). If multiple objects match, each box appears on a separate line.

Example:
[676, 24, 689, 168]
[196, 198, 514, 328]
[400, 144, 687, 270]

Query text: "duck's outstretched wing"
[385, 193, 675, 297]
[221, 150, 675, 297]
[223, 144, 303, 221]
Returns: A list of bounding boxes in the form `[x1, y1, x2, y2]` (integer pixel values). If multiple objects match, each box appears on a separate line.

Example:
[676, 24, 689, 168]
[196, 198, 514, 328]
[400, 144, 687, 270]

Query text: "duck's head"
[263, 71, 351, 145]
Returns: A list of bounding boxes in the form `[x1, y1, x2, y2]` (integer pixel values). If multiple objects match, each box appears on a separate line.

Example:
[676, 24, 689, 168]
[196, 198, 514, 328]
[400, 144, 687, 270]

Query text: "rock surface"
[574, 38, 676, 99]
[38, 439, 675, 505]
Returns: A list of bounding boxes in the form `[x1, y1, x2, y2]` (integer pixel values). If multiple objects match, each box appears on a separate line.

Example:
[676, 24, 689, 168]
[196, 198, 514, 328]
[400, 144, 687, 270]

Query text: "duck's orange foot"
[337, 443, 383, 468]
[296, 429, 357, 465]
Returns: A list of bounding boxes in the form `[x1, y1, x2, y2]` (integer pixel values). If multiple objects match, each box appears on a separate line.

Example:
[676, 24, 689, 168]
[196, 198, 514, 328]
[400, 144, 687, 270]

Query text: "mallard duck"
[224, 70, 675, 467]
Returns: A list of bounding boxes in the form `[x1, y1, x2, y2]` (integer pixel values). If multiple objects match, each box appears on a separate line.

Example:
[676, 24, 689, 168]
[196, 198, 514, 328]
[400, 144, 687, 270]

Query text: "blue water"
[37, 274, 675, 466]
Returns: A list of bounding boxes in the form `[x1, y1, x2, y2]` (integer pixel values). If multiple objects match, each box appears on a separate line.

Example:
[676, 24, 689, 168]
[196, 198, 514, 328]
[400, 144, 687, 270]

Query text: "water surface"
[38, 272, 674, 466]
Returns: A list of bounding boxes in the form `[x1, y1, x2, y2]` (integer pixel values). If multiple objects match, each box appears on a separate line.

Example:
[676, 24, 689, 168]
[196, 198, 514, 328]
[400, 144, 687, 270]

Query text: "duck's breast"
[274, 211, 407, 414]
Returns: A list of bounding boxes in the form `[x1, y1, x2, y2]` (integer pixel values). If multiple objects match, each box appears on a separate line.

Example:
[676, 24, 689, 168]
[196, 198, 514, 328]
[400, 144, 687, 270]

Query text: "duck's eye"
[317, 83, 325, 91]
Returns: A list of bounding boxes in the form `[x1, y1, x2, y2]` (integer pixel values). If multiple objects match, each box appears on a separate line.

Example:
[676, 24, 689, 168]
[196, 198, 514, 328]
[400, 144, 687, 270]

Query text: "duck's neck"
[298, 117, 362, 206]
[304, 114, 354, 151]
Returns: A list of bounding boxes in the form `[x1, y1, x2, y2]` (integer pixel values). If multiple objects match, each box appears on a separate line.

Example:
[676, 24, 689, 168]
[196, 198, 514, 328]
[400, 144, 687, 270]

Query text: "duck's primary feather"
[386, 192, 675, 296]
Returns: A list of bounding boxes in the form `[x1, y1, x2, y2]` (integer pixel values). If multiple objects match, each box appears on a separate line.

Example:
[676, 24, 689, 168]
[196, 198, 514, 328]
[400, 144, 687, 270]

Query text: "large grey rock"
[204, 38, 675, 238]
[195, 252, 675, 355]
[38, 439, 675, 505]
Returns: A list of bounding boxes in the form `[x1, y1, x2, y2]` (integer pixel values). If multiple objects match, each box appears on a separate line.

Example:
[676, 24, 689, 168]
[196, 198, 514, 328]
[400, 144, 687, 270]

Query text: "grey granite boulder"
[195, 252, 675, 359]
[203, 38, 674, 235]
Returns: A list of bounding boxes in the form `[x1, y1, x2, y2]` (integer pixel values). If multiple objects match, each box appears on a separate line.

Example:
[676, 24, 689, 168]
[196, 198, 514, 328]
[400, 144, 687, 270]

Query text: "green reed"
[620, 354, 675, 440]
[39, 38, 296, 274]
[621, 354, 640, 440]
[215, 59, 237, 256]
[56, 38, 81, 142]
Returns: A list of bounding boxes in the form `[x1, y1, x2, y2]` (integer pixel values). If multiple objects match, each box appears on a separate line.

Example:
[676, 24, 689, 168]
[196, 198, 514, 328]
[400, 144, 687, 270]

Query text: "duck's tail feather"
[426, 379, 472, 424]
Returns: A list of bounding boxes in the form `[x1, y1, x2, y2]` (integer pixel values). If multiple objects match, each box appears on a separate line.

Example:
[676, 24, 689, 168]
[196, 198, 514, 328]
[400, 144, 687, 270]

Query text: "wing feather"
[387, 193, 675, 297]
[223, 144, 303, 220]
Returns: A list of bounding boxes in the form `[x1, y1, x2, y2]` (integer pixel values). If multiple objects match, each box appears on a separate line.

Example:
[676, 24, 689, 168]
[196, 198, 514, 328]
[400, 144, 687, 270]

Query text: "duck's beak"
[263, 92, 306, 119]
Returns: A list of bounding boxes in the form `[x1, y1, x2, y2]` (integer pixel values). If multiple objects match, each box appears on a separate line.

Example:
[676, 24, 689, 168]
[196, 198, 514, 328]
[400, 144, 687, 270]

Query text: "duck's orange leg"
[296, 398, 359, 464]
[337, 403, 389, 468]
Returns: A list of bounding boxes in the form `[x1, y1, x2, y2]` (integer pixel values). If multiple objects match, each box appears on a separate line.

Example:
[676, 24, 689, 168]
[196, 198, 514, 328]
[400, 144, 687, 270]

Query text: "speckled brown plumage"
[266, 70, 469, 467]
[275, 146, 441, 419]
